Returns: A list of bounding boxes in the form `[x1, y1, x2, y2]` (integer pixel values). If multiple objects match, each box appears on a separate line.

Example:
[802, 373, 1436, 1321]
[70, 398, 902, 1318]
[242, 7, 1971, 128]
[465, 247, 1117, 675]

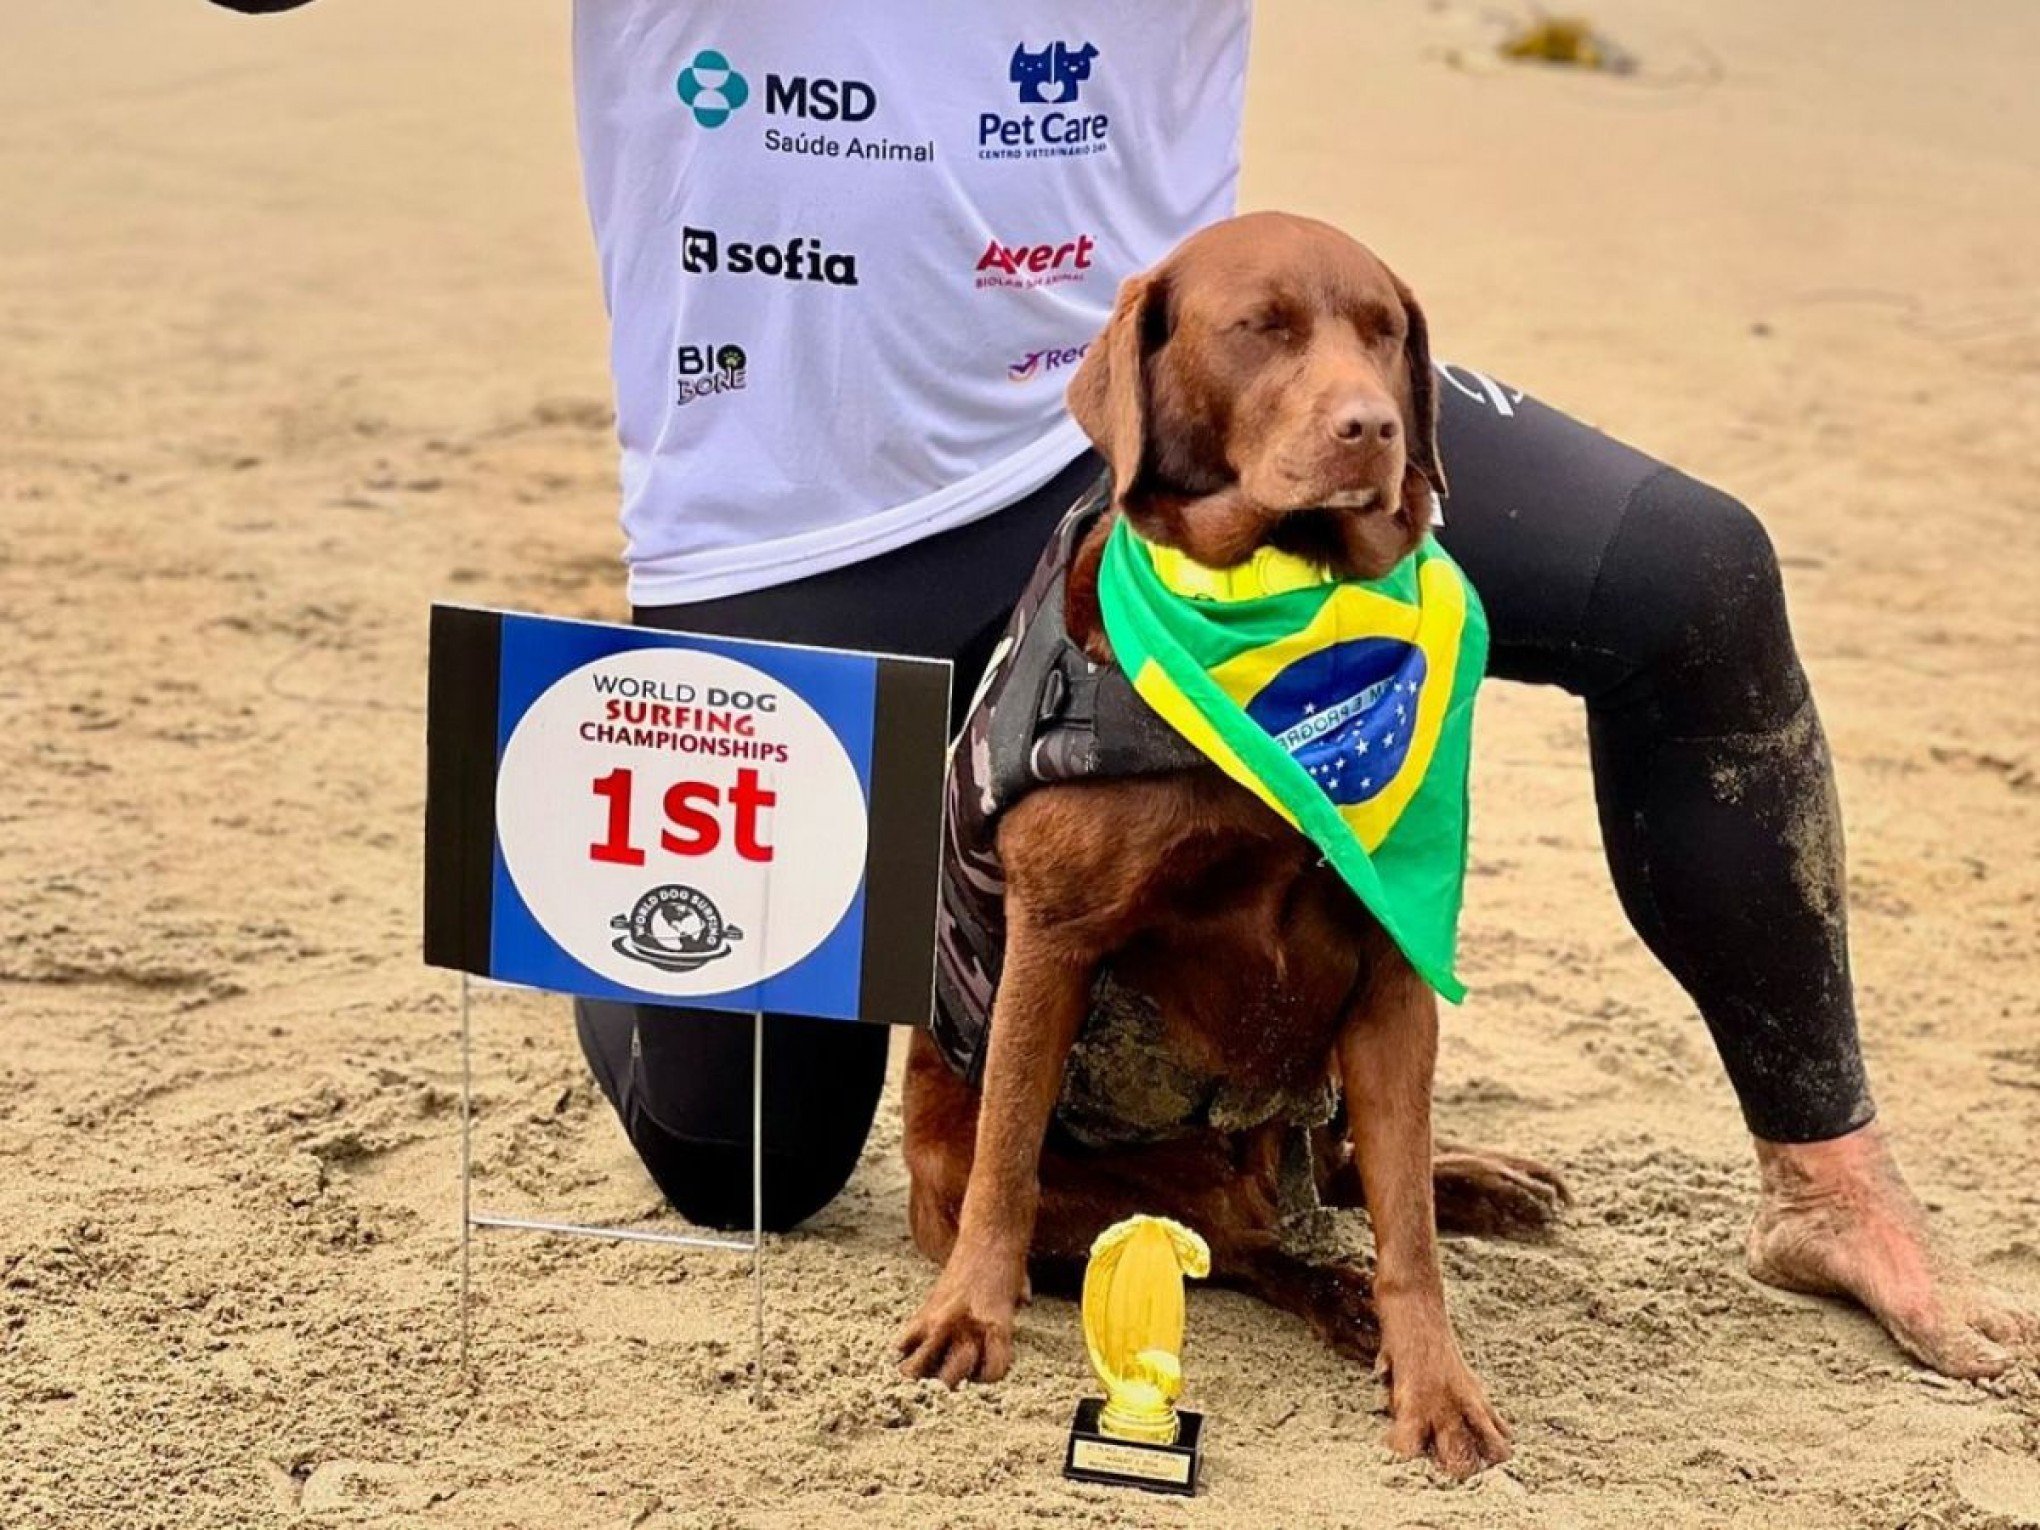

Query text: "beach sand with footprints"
[3, 1, 2037, 1525]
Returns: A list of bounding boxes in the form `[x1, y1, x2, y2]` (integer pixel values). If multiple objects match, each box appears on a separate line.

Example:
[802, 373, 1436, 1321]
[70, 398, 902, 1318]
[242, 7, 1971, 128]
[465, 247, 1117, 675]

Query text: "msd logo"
[765, 74, 877, 123]
[1007, 341, 1091, 383]
[675, 50, 750, 128]
[676, 46, 878, 129]
[975, 234, 1097, 292]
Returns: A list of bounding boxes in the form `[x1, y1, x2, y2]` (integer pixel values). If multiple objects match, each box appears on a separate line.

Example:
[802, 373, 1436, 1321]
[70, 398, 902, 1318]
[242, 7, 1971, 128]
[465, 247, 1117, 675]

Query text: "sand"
[3, 1, 2037, 1525]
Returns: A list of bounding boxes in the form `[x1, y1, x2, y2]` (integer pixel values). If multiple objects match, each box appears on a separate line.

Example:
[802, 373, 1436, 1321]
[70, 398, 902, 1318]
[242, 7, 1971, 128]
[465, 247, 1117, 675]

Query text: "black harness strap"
[933, 475, 1205, 1084]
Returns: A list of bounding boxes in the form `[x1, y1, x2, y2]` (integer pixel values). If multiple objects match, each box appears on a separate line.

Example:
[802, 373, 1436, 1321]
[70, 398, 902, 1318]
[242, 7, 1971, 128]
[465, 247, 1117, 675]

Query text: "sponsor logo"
[981, 41, 1110, 161]
[1010, 41, 1098, 104]
[1436, 363, 1524, 419]
[677, 46, 935, 164]
[764, 72, 876, 123]
[761, 128, 934, 164]
[681, 226, 859, 287]
[676, 341, 748, 407]
[609, 884, 744, 973]
[1007, 341, 1091, 383]
[675, 49, 750, 128]
[677, 48, 871, 126]
[976, 233, 1097, 291]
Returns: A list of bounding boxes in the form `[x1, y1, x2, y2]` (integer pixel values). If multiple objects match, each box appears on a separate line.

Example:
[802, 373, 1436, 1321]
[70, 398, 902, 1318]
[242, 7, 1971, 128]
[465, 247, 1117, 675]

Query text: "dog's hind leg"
[1030, 1127, 1383, 1363]
[1025, 1123, 1291, 1282]
[901, 1031, 979, 1267]
[1230, 1247, 1382, 1362]
[1312, 1126, 1571, 1239]
[1429, 1143, 1571, 1237]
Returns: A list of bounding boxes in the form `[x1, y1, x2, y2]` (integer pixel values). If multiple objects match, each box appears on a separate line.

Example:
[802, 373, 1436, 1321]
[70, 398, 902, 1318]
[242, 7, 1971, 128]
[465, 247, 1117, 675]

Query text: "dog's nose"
[1330, 400, 1400, 448]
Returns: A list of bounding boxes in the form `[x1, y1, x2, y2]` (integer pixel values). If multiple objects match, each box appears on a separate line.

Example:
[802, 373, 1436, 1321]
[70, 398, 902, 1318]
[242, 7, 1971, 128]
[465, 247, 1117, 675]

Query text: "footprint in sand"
[1955, 1444, 2040, 1528]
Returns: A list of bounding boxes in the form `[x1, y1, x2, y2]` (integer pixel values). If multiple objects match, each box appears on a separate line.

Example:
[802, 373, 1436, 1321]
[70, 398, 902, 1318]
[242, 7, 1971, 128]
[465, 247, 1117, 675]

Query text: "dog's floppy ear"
[1392, 273, 1448, 501]
[1067, 272, 1167, 510]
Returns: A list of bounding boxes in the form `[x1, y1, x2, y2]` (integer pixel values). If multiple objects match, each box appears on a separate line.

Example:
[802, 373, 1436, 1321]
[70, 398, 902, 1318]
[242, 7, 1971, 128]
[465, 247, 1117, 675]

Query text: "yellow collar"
[1138, 535, 1336, 604]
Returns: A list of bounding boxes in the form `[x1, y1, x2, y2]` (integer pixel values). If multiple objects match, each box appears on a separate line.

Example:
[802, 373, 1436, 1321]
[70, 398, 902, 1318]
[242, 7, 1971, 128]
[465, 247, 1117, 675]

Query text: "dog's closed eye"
[1232, 309, 1296, 341]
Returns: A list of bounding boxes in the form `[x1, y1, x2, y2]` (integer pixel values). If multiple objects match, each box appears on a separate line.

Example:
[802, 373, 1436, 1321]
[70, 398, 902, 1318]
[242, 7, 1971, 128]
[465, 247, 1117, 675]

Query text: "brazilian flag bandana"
[1096, 519, 1489, 1000]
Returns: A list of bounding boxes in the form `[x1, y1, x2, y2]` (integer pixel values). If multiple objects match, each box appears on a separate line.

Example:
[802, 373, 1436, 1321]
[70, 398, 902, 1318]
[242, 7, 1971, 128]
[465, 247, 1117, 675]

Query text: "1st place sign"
[423, 607, 949, 1025]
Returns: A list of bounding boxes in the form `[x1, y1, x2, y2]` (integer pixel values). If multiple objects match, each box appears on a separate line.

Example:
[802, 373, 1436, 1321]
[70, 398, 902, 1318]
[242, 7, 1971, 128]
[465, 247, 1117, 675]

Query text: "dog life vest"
[936, 473, 1345, 1149]
[572, 0, 1252, 605]
[937, 471, 1489, 1147]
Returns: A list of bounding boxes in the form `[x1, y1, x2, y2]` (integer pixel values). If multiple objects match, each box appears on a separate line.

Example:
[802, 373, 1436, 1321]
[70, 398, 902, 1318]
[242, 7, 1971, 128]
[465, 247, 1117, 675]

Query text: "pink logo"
[1007, 342, 1091, 383]
[976, 234, 1097, 292]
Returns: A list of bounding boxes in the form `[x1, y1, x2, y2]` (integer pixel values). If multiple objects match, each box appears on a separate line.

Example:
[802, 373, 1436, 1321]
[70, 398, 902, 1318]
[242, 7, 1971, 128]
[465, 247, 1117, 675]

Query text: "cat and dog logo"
[1008, 41, 1098, 104]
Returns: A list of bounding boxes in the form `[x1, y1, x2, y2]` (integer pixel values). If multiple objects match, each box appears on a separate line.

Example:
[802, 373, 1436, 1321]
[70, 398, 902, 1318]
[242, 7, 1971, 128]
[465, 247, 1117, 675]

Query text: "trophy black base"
[1062, 1398, 1202, 1496]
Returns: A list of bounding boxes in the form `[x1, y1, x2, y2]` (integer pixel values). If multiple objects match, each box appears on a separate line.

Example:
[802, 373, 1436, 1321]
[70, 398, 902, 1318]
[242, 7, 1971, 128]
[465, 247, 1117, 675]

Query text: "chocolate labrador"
[898, 213, 1566, 1477]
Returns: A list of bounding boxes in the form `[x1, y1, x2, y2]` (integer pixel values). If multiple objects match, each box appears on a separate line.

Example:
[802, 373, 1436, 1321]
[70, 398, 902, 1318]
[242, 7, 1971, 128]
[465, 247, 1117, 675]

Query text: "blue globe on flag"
[1244, 637, 1426, 807]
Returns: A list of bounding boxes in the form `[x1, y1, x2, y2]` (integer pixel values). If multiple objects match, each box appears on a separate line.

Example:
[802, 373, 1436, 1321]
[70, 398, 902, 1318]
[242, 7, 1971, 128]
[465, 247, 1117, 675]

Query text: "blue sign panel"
[425, 607, 948, 1026]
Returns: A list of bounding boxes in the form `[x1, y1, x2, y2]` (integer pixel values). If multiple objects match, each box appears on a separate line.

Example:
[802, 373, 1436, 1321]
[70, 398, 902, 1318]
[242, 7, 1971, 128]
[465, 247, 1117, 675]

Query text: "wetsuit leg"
[574, 453, 1101, 1230]
[1429, 365, 1871, 1142]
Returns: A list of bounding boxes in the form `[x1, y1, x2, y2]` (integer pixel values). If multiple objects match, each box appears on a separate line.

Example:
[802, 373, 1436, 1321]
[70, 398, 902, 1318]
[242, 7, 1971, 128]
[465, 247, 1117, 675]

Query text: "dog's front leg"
[898, 906, 1092, 1386]
[1336, 954, 1512, 1477]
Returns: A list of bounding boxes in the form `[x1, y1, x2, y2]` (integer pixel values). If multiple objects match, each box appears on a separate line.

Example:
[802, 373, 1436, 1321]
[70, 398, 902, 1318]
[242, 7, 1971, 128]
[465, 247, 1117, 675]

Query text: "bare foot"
[1747, 1124, 2038, 1378]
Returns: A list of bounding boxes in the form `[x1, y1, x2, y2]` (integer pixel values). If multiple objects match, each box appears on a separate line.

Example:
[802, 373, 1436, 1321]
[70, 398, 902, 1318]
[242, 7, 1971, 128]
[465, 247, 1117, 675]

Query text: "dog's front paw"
[897, 1269, 1020, 1387]
[1382, 1351, 1513, 1479]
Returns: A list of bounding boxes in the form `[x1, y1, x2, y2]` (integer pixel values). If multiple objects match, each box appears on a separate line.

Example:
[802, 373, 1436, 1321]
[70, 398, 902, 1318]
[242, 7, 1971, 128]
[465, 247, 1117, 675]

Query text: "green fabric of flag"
[1096, 518, 1489, 1000]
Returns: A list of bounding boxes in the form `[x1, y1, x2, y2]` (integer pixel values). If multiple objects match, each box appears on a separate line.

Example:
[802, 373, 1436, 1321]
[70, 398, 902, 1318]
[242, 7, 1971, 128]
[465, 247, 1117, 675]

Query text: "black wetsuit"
[575, 369, 1874, 1230]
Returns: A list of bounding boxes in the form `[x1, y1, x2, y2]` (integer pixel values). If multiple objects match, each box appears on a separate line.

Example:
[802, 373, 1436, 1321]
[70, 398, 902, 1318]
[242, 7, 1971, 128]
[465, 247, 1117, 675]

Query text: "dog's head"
[1067, 212, 1444, 580]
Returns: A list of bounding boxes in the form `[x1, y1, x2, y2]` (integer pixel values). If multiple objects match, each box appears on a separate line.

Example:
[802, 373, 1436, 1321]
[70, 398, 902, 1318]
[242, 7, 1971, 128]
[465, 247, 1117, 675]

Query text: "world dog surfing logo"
[495, 644, 869, 998]
[610, 884, 744, 973]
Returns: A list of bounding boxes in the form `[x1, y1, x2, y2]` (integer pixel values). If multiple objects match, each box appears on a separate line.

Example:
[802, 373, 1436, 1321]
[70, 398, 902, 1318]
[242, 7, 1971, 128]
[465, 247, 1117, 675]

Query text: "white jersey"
[572, 1, 1253, 605]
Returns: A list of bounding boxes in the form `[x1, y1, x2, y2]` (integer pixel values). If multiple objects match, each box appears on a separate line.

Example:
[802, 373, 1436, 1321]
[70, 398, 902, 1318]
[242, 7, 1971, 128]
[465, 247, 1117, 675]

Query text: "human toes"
[1885, 1302, 2015, 1380]
[1969, 1289, 2040, 1353]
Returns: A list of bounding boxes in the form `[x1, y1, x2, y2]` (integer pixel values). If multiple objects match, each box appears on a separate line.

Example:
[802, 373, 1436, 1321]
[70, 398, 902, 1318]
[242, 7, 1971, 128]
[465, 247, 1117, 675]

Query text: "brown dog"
[898, 213, 1565, 1478]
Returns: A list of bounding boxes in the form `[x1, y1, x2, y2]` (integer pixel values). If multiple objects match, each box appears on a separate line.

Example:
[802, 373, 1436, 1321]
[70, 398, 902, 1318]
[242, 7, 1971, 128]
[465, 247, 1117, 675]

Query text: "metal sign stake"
[456, 967, 770, 1406]
[752, 1003, 766, 1409]
[459, 969, 473, 1374]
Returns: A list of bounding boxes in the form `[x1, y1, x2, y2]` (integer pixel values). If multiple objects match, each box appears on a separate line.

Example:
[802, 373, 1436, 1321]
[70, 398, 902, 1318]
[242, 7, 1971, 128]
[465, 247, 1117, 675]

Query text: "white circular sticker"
[495, 648, 869, 998]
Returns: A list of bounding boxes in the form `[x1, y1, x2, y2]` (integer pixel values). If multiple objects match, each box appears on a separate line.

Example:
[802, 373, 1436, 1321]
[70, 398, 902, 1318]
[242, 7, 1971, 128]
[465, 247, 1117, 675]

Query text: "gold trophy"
[1062, 1215, 1210, 1495]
